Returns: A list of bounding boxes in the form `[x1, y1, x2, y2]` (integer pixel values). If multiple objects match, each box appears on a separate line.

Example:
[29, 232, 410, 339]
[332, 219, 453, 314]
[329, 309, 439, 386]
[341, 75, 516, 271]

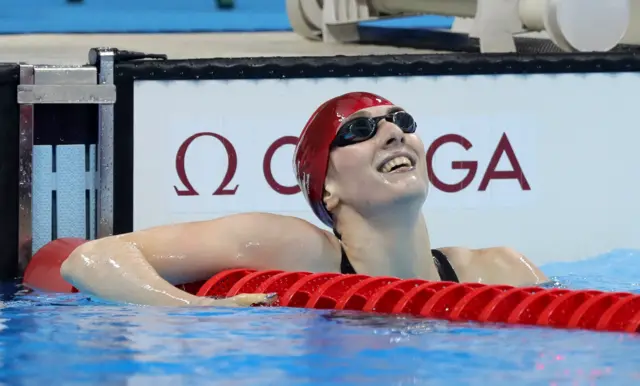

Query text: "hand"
[192, 292, 278, 307]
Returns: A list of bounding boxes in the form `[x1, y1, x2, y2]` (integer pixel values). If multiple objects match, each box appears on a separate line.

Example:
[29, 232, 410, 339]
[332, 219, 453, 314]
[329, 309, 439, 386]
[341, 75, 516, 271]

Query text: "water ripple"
[1, 250, 639, 385]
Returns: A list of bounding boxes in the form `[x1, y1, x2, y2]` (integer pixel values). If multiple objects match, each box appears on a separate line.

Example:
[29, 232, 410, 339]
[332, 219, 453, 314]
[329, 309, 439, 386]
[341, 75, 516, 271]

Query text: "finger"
[230, 293, 278, 306]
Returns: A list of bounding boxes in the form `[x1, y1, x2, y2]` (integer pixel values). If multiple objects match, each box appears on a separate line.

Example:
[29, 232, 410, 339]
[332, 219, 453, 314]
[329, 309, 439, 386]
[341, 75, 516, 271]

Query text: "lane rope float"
[23, 238, 640, 333]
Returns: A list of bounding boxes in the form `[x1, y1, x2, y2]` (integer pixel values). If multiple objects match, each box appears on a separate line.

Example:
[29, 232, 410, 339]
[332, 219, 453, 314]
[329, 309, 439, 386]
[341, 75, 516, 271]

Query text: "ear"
[323, 179, 340, 212]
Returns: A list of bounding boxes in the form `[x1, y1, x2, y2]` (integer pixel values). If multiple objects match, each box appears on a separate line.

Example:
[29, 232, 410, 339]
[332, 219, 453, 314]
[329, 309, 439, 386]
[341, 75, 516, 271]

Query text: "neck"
[334, 203, 439, 280]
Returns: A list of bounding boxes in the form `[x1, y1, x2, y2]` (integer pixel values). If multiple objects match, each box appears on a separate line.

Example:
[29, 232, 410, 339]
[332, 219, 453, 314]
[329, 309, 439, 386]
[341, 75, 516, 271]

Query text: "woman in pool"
[60, 92, 548, 307]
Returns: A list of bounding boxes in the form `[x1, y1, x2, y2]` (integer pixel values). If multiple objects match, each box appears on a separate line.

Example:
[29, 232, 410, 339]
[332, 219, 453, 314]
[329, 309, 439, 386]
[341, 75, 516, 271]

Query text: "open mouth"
[378, 155, 416, 173]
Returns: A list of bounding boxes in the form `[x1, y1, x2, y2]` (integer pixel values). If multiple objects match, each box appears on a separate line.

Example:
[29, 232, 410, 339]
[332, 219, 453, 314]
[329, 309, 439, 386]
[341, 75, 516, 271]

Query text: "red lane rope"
[23, 238, 640, 333]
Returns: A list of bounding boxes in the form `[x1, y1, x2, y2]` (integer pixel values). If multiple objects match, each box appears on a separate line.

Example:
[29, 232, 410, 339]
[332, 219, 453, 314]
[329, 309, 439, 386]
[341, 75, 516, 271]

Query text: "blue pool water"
[1, 250, 640, 385]
[0, 0, 453, 35]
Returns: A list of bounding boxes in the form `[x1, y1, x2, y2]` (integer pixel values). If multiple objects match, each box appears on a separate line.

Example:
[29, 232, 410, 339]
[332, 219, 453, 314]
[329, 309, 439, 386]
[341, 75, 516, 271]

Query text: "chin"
[379, 180, 428, 210]
[353, 170, 427, 211]
[380, 171, 427, 197]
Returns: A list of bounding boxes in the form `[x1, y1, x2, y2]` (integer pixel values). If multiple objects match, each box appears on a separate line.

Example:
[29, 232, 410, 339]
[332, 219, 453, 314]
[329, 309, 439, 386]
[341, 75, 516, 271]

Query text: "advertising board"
[130, 68, 640, 265]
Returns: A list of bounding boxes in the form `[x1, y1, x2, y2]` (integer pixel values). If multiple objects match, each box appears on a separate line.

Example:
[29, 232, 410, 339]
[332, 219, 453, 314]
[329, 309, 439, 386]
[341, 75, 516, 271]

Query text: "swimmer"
[60, 92, 548, 307]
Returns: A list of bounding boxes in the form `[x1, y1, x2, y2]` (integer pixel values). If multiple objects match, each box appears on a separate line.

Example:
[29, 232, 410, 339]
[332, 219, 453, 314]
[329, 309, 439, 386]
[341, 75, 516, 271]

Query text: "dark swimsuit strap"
[431, 249, 460, 283]
[335, 230, 460, 282]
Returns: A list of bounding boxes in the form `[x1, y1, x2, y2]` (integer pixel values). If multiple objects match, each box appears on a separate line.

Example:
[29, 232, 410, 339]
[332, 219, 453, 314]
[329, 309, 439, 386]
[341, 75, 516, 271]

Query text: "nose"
[380, 122, 405, 148]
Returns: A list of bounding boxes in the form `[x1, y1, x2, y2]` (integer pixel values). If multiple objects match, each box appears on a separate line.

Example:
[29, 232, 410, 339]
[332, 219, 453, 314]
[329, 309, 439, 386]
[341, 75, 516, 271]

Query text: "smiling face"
[322, 105, 429, 217]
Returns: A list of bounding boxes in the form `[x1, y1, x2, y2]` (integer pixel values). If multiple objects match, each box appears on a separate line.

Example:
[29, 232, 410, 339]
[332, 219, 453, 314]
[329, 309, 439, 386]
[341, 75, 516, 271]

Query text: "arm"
[60, 213, 339, 306]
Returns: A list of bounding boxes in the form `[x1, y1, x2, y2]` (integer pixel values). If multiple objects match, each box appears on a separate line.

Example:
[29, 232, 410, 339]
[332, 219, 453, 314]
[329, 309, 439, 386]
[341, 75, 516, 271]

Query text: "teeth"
[380, 156, 413, 173]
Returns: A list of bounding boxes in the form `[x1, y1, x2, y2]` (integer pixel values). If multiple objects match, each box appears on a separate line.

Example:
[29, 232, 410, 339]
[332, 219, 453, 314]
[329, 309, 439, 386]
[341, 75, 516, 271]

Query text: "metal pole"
[17, 65, 34, 273]
[91, 49, 116, 238]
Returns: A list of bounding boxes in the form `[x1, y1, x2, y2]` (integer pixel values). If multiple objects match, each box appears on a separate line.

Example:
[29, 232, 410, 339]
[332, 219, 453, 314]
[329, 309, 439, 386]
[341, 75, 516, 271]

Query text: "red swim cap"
[293, 92, 393, 228]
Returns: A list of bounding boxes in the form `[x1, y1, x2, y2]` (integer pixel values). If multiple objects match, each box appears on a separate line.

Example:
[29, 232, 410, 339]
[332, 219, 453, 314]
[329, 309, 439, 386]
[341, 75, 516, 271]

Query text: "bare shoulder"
[437, 246, 549, 286]
[121, 212, 343, 272]
[204, 212, 341, 252]
[135, 212, 326, 240]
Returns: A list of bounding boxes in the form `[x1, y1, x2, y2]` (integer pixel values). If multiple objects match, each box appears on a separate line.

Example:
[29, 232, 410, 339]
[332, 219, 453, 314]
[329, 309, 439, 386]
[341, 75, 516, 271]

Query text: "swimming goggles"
[331, 110, 417, 148]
